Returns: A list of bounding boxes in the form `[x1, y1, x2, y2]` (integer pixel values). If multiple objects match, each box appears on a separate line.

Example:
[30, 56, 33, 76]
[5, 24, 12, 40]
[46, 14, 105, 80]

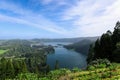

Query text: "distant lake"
[45, 42, 87, 69]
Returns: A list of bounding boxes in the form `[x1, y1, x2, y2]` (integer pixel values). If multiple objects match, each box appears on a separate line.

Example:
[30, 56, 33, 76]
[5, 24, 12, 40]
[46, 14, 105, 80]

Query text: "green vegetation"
[87, 21, 120, 63]
[0, 40, 55, 79]
[6, 61, 120, 80]
[31, 37, 98, 43]
[64, 39, 95, 55]
[54, 60, 59, 70]
[0, 22, 120, 79]
[0, 57, 28, 79]
[68, 62, 120, 80]
[0, 49, 8, 55]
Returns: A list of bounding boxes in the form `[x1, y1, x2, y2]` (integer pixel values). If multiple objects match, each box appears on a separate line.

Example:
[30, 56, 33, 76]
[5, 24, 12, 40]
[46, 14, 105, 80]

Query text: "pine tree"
[0, 57, 7, 79]
[46, 65, 50, 73]
[21, 60, 28, 73]
[54, 60, 59, 70]
[87, 21, 120, 63]
[99, 33, 112, 59]
[87, 44, 94, 63]
[13, 60, 21, 75]
[113, 42, 120, 62]
[6, 59, 15, 78]
[35, 65, 40, 76]
[94, 39, 101, 59]
[27, 58, 33, 72]
[112, 21, 120, 47]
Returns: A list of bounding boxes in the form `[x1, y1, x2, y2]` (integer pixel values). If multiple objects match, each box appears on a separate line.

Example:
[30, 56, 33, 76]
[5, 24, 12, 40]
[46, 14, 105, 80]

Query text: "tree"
[87, 44, 94, 64]
[35, 65, 40, 76]
[94, 39, 101, 59]
[6, 59, 15, 78]
[112, 21, 120, 47]
[21, 60, 28, 73]
[54, 60, 59, 70]
[27, 58, 33, 72]
[87, 21, 120, 63]
[99, 33, 112, 60]
[93, 26, 117, 61]
[113, 42, 120, 62]
[13, 60, 21, 75]
[0, 57, 7, 79]
[46, 65, 50, 73]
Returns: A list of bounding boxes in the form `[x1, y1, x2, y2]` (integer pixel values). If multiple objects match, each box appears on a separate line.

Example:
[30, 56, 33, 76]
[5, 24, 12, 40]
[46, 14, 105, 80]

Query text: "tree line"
[87, 21, 120, 63]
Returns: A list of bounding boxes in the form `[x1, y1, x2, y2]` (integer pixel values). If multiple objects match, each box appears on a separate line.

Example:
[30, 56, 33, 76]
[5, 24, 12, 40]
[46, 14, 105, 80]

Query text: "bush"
[15, 73, 39, 80]
[87, 66, 95, 70]
[101, 72, 110, 78]
[88, 59, 111, 69]
[72, 67, 81, 72]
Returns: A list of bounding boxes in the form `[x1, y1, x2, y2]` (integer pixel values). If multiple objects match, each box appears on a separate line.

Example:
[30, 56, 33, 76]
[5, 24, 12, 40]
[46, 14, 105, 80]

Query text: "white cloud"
[1, 0, 120, 38]
[62, 0, 120, 37]
[0, 1, 26, 15]
[0, 1, 69, 36]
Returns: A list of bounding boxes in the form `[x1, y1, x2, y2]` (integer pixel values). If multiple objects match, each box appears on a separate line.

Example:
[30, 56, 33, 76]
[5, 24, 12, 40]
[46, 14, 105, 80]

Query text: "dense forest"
[64, 39, 96, 55]
[0, 40, 55, 79]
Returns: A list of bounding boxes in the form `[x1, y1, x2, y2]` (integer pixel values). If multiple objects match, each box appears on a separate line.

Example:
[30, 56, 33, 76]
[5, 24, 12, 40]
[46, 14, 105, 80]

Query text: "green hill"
[64, 39, 95, 55]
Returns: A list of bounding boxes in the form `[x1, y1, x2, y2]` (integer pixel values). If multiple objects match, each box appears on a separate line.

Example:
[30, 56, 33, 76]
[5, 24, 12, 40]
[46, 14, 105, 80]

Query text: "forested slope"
[64, 39, 95, 55]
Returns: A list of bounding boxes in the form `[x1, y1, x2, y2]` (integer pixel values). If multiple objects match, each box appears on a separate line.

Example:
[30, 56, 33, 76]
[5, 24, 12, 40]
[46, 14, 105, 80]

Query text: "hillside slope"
[64, 39, 95, 55]
[10, 62, 120, 80]
[31, 37, 98, 43]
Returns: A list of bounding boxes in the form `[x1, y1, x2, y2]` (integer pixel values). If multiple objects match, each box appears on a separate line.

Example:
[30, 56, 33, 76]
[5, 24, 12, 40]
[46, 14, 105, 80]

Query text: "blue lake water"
[45, 42, 87, 69]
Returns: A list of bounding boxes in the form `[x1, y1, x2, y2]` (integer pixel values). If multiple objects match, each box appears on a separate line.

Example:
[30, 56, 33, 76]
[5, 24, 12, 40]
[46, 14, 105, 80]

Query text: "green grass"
[60, 63, 120, 80]
[0, 49, 8, 55]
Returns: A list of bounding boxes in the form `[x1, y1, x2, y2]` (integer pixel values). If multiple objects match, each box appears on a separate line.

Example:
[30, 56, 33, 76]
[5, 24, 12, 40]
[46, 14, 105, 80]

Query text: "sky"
[0, 0, 120, 39]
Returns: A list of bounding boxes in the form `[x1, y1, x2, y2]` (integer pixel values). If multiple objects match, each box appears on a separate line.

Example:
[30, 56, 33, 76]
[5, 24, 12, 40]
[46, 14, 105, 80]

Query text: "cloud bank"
[62, 0, 120, 36]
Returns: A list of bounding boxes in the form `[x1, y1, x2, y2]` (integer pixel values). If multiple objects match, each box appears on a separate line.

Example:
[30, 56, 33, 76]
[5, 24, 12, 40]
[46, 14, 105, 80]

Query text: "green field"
[0, 49, 8, 55]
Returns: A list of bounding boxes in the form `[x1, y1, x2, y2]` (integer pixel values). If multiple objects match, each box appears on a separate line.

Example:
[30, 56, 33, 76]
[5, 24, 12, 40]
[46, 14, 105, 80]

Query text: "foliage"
[87, 59, 111, 71]
[15, 73, 39, 80]
[87, 44, 94, 63]
[0, 39, 54, 74]
[72, 67, 81, 72]
[64, 39, 95, 55]
[54, 60, 59, 70]
[113, 42, 120, 62]
[0, 49, 8, 55]
[0, 58, 28, 79]
[2, 59, 120, 80]
[87, 21, 120, 63]
[1, 21, 120, 80]
[39, 63, 120, 80]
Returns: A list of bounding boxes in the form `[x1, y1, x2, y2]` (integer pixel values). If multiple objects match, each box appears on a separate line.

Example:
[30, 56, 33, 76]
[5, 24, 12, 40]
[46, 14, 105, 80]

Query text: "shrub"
[88, 66, 95, 70]
[72, 67, 81, 72]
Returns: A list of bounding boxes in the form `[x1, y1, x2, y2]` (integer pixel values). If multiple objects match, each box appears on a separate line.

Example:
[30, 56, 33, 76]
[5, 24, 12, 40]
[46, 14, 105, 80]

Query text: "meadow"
[0, 49, 8, 55]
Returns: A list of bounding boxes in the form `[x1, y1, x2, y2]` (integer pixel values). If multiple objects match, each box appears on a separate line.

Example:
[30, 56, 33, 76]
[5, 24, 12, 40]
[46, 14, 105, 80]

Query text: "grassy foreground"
[59, 64, 120, 80]
[7, 63, 120, 80]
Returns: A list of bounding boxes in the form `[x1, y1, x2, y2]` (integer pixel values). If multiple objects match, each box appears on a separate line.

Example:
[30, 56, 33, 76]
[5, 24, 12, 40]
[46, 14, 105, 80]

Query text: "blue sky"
[0, 0, 120, 39]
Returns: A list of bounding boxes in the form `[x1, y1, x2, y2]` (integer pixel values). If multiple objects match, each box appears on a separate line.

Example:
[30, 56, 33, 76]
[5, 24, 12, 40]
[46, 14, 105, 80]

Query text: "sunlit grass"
[58, 63, 120, 80]
[0, 49, 8, 55]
